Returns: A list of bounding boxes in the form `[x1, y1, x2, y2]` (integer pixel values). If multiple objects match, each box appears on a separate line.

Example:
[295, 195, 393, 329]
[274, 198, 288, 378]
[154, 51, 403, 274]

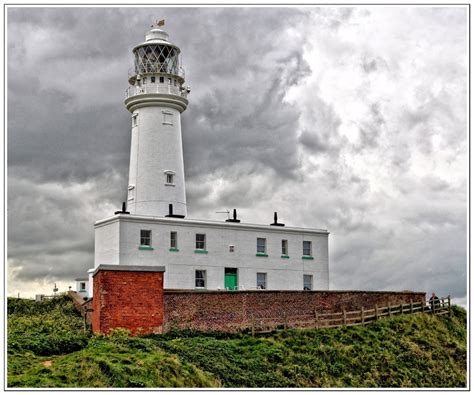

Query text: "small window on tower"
[151, 76, 156, 83]
[132, 113, 138, 127]
[159, 76, 164, 83]
[128, 185, 135, 201]
[173, 79, 177, 86]
[162, 111, 173, 125]
[168, 77, 172, 84]
[164, 170, 175, 186]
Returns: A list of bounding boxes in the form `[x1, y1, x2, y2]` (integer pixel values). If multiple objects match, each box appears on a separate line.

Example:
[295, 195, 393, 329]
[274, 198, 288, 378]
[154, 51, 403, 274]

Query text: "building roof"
[92, 264, 166, 277]
[95, 214, 330, 235]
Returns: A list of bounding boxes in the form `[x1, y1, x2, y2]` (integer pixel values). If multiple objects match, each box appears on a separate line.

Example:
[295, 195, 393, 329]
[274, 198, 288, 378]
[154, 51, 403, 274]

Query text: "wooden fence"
[250, 296, 453, 335]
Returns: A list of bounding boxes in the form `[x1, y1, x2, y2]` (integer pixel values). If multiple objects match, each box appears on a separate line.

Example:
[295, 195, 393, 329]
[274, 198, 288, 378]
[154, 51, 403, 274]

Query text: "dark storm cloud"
[7, 7, 467, 303]
[7, 7, 312, 290]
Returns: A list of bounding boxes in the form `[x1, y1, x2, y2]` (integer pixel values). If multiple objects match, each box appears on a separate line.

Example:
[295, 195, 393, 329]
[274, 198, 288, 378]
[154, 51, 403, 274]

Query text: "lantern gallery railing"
[125, 84, 188, 99]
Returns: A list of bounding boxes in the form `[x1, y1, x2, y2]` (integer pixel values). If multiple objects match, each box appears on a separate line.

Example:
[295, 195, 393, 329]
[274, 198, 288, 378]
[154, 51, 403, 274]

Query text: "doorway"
[224, 268, 238, 290]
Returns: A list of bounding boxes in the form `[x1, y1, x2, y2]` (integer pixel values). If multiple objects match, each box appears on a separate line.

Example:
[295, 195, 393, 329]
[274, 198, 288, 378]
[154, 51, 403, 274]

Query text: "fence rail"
[250, 296, 452, 335]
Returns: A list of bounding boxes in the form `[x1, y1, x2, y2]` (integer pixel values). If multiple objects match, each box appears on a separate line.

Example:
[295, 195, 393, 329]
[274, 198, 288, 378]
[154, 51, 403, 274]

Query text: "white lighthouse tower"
[124, 26, 189, 218]
[88, 24, 329, 297]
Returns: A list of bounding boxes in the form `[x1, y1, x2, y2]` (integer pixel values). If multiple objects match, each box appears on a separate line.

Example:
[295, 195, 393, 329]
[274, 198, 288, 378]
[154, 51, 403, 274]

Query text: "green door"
[225, 268, 238, 290]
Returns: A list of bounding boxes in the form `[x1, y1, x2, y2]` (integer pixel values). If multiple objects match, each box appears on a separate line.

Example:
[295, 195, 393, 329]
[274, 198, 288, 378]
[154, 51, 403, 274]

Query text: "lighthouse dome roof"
[145, 28, 169, 43]
[132, 27, 180, 54]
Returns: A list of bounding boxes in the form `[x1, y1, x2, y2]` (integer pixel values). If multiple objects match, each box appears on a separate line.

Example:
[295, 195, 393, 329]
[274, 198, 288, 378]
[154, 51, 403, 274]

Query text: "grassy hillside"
[7, 295, 467, 388]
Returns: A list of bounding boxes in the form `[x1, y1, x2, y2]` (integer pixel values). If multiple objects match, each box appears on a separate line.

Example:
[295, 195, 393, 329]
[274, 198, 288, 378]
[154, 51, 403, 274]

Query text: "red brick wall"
[163, 290, 426, 332]
[92, 270, 164, 335]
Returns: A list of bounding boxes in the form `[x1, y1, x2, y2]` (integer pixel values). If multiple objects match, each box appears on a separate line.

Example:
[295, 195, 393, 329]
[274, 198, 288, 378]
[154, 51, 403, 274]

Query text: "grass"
[7, 296, 467, 388]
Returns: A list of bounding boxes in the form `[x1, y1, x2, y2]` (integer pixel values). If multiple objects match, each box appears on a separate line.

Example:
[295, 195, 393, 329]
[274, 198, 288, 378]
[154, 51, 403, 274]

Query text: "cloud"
[7, 6, 467, 301]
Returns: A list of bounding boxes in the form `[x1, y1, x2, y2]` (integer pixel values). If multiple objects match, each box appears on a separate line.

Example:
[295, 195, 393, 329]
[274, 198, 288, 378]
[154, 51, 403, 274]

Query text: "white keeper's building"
[81, 26, 329, 298]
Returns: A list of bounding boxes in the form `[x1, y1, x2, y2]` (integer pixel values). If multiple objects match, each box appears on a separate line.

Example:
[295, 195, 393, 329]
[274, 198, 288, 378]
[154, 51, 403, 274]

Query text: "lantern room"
[128, 28, 185, 86]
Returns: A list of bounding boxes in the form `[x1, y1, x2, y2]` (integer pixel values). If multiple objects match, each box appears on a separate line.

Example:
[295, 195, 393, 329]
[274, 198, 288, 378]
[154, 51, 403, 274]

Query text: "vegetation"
[7, 296, 467, 388]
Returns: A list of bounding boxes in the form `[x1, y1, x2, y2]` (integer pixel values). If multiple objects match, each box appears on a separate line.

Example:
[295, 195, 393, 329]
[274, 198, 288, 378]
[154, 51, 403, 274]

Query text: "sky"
[6, 6, 468, 305]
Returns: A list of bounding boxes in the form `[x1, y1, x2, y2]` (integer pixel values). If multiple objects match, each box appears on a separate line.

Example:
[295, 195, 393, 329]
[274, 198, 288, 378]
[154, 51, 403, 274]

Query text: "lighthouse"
[88, 24, 329, 297]
[124, 26, 189, 218]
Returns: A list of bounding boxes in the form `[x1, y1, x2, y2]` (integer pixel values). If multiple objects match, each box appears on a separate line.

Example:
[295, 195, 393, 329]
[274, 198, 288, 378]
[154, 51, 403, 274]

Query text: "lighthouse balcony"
[126, 84, 188, 99]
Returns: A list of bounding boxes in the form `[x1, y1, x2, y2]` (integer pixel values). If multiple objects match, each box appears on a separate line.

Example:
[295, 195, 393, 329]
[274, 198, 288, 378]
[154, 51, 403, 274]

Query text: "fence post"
[448, 295, 452, 317]
[283, 311, 288, 330]
[314, 309, 319, 329]
[410, 301, 413, 314]
[431, 298, 435, 315]
[400, 303, 403, 315]
[361, 306, 365, 325]
[343, 309, 347, 326]
[375, 305, 379, 320]
[388, 302, 391, 317]
[251, 314, 255, 337]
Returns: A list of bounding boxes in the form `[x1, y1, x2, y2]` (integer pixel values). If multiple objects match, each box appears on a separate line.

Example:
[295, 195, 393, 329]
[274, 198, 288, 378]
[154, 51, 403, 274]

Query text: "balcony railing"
[126, 84, 188, 99]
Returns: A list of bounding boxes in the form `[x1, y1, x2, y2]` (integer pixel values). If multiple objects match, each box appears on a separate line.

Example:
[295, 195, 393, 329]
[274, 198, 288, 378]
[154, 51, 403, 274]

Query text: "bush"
[7, 296, 90, 356]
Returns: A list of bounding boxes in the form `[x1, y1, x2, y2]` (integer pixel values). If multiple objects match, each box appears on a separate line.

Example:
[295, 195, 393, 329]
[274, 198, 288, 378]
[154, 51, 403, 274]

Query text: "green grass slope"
[7, 296, 467, 388]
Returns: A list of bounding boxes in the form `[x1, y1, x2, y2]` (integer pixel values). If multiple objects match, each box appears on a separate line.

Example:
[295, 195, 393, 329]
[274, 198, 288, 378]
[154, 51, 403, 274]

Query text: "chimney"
[226, 208, 241, 223]
[270, 211, 285, 226]
[114, 201, 130, 215]
[165, 203, 185, 218]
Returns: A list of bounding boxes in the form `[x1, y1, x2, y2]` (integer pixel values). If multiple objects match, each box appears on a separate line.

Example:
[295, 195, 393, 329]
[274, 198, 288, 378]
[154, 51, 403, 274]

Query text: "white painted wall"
[126, 105, 187, 217]
[94, 215, 329, 291]
[75, 279, 89, 296]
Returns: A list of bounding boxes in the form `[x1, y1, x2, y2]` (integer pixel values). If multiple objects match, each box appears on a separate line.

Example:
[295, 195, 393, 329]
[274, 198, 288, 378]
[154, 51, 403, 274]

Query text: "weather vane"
[151, 19, 165, 28]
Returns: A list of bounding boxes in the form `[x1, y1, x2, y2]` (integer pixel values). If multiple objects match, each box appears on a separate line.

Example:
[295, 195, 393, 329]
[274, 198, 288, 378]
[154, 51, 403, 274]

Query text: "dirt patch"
[42, 360, 52, 367]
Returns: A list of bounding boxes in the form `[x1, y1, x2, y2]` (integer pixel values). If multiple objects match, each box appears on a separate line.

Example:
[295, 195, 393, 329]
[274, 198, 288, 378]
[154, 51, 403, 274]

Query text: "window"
[163, 111, 173, 125]
[282, 240, 288, 255]
[170, 231, 178, 249]
[196, 234, 206, 250]
[173, 79, 177, 86]
[168, 77, 172, 84]
[80, 282, 86, 291]
[304, 274, 313, 291]
[303, 240, 312, 256]
[151, 76, 156, 83]
[257, 273, 267, 290]
[140, 230, 151, 246]
[159, 76, 164, 83]
[166, 173, 174, 184]
[132, 113, 138, 127]
[128, 185, 135, 201]
[229, 245, 235, 253]
[257, 238, 266, 254]
[142, 77, 147, 84]
[195, 270, 206, 288]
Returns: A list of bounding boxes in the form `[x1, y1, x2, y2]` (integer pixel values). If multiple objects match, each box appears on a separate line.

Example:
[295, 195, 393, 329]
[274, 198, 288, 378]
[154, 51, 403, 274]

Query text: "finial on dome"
[145, 19, 169, 42]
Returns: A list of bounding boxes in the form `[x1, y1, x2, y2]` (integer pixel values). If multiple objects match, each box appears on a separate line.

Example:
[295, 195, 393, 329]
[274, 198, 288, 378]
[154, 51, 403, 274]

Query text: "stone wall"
[67, 290, 93, 325]
[164, 290, 426, 332]
[91, 265, 165, 335]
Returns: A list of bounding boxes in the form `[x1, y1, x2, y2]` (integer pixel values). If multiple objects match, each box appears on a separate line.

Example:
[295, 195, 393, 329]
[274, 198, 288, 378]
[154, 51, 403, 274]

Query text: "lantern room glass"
[134, 44, 180, 75]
